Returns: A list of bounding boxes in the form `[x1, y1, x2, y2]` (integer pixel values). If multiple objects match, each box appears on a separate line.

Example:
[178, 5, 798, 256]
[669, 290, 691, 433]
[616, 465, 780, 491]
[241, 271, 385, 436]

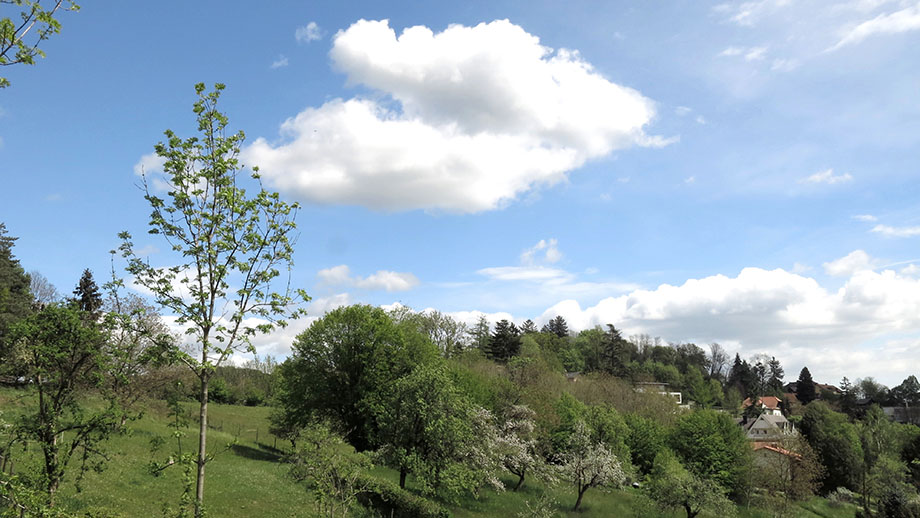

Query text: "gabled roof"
[752, 442, 802, 460]
[742, 396, 782, 410]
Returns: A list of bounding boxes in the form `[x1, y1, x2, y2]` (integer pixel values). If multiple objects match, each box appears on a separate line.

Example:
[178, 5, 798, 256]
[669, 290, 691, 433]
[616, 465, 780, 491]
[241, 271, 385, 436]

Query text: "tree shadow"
[230, 443, 283, 462]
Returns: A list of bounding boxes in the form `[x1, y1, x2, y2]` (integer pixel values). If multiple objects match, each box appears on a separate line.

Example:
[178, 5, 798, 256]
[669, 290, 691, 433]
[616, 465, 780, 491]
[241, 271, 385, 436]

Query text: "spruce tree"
[796, 367, 816, 405]
[0, 222, 33, 362]
[71, 268, 103, 319]
[488, 319, 521, 362]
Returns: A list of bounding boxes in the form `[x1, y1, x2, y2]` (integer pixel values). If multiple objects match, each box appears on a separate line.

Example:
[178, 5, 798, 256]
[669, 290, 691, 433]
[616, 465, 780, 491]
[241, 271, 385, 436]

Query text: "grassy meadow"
[0, 388, 858, 518]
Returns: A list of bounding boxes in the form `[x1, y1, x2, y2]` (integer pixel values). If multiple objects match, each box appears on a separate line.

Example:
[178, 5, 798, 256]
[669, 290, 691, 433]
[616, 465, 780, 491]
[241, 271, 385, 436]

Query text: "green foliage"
[0, 0, 79, 88]
[7, 303, 120, 505]
[645, 449, 737, 518]
[800, 401, 864, 493]
[0, 222, 32, 365]
[120, 82, 307, 517]
[624, 414, 667, 476]
[276, 304, 437, 451]
[668, 409, 752, 499]
[486, 320, 521, 363]
[353, 474, 450, 518]
[374, 362, 485, 501]
[555, 420, 626, 511]
[289, 421, 372, 518]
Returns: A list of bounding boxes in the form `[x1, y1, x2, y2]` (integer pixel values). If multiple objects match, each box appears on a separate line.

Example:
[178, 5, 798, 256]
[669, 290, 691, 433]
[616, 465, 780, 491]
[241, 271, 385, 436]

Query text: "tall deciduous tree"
[275, 304, 436, 452]
[0, 0, 79, 88]
[645, 450, 736, 518]
[120, 83, 306, 517]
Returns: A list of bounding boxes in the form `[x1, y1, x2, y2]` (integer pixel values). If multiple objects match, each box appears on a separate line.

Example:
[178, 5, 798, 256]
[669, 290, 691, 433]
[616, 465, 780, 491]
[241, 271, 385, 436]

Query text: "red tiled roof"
[752, 442, 802, 459]
[742, 396, 782, 410]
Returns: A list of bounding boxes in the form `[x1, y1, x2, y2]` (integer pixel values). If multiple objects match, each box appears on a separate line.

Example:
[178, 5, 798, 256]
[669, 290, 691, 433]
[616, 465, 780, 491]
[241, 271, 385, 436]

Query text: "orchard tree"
[645, 450, 736, 518]
[0, 0, 79, 88]
[120, 83, 306, 517]
[557, 420, 626, 511]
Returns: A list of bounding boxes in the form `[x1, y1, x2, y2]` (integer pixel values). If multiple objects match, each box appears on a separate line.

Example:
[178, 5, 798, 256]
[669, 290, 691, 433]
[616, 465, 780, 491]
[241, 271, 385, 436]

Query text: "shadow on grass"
[231, 443, 283, 462]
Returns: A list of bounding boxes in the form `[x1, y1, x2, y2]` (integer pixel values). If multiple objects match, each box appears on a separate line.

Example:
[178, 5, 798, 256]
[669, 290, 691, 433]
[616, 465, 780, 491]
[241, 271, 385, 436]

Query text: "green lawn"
[0, 389, 858, 518]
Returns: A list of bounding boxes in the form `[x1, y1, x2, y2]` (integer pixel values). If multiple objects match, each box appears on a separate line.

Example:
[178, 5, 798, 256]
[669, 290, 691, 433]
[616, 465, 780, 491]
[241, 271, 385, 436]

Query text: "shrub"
[354, 474, 450, 518]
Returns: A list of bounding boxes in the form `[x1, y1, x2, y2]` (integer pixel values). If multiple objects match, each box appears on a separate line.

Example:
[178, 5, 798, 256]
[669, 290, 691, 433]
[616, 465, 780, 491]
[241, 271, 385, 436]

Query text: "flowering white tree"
[557, 420, 625, 511]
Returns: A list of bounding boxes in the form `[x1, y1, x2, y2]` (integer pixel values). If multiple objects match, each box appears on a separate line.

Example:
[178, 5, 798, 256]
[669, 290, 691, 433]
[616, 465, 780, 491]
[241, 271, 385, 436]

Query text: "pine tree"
[520, 319, 537, 334]
[767, 356, 784, 393]
[796, 367, 816, 405]
[542, 315, 569, 338]
[71, 268, 103, 319]
[0, 222, 33, 362]
[487, 319, 521, 362]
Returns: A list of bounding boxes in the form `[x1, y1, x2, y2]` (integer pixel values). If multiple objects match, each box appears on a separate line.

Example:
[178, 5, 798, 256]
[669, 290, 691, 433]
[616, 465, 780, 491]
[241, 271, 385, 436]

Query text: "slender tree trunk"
[684, 503, 698, 518]
[399, 468, 407, 489]
[195, 373, 209, 517]
[514, 472, 525, 491]
[574, 486, 586, 511]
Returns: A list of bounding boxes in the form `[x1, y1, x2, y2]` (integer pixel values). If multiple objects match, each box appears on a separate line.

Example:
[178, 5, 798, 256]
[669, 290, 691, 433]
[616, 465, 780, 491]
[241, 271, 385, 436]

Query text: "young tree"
[796, 367, 817, 405]
[556, 420, 625, 511]
[668, 409, 752, 499]
[0, 0, 79, 88]
[469, 315, 490, 352]
[645, 450, 736, 518]
[120, 83, 306, 517]
[7, 302, 118, 506]
[289, 421, 372, 518]
[375, 362, 479, 498]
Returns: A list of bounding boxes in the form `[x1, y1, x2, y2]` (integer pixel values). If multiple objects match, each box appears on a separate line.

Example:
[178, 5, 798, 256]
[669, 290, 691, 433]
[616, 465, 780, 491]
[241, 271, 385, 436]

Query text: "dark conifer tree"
[71, 268, 103, 320]
[520, 319, 537, 334]
[487, 319, 521, 362]
[542, 315, 569, 338]
[0, 223, 33, 361]
[796, 366, 817, 405]
[767, 356, 784, 393]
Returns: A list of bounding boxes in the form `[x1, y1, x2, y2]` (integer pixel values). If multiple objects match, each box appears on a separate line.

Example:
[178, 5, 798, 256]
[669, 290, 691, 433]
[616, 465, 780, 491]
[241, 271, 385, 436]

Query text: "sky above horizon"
[2, 0, 919, 387]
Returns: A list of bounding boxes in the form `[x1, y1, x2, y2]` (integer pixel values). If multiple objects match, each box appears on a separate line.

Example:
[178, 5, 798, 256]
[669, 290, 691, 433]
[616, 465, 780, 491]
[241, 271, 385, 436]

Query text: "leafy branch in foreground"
[0, 0, 79, 88]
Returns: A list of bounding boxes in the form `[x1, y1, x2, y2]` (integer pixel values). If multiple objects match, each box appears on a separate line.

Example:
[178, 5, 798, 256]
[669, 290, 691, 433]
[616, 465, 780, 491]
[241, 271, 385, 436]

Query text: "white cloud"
[823, 249, 878, 276]
[271, 55, 289, 69]
[829, 3, 920, 51]
[533, 261, 920, 385]
[478, 266, 571, 282]
[675, 106, 692, 116]
[684, 176, 696, 184]
[695, 115, 707, 125]
[799, 168, 853, 185]
[871, 224, 920, 237]
[244, 19, 669, 213]
[713, 0, 793, 26]
[317, 264, 420, 292]
[520, 238, 562, 265]
[718, 46, 745, 57]
[744, 46, 768, 61]
[132, 152, 170, 191]
[295, 21, 322, 43]
[853, 214, 878, 222]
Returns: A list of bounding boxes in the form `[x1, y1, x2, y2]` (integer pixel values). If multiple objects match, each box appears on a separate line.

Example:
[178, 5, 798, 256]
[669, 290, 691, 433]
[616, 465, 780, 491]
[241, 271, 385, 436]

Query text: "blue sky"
[2, 0, 920, 386]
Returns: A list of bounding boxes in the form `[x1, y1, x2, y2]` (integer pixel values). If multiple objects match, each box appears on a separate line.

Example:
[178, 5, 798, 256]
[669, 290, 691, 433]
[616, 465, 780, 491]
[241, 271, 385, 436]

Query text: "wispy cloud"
[829, 3, 920, 51]
[871, 224, 920, 237]
[520, 238, 562, 265]
[852, 214, 878, 222]
[295, 21, 322, 43]
[799, 168, 853, 185]
[270, 55, 289, 69]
